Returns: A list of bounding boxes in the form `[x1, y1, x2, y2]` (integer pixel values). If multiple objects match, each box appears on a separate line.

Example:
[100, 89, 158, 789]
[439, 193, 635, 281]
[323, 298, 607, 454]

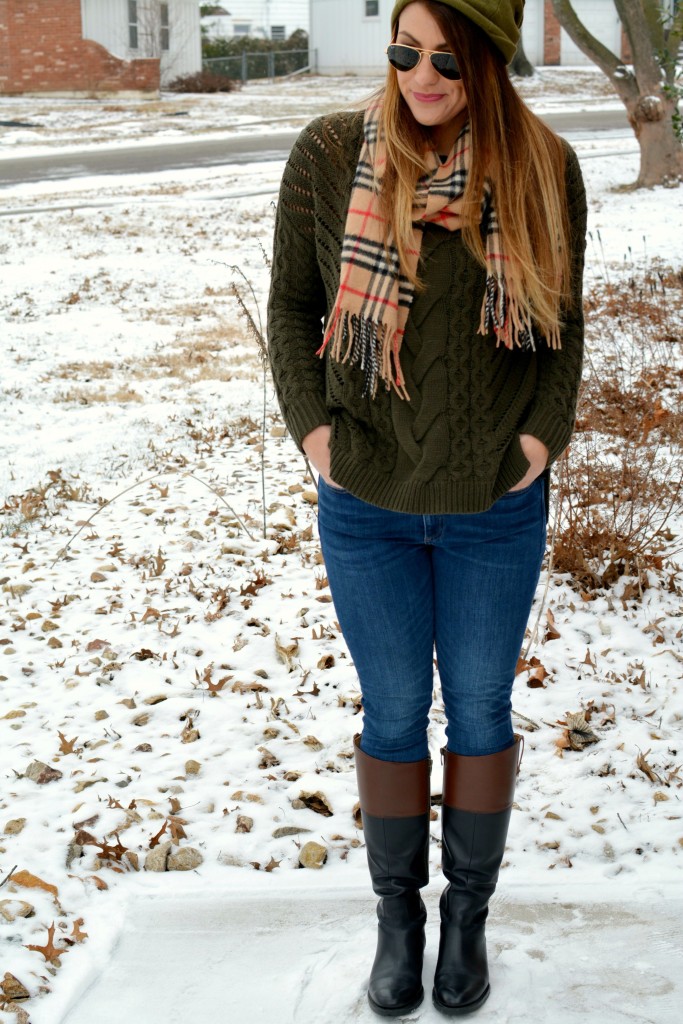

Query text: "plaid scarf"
[318, 101, 544, 400]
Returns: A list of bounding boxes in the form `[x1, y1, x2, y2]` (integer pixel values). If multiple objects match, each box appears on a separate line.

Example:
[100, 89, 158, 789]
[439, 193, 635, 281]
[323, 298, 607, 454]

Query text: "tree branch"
[550, 0, 638, 103]
[613, 0, 663, 88]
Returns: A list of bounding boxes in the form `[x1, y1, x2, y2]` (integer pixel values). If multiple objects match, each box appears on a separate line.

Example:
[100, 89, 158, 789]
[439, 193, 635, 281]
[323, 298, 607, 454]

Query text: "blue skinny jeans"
[317, 476, 547, 762]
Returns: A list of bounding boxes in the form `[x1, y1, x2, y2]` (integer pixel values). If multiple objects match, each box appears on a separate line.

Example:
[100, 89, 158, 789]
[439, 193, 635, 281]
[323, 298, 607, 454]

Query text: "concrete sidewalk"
[57, 885, 682, 1024]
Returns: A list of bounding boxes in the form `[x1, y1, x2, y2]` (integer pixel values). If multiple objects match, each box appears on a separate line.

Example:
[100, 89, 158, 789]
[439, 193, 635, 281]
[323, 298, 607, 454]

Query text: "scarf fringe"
[479, 275, 561, 352]
[318, 309, 409, 400]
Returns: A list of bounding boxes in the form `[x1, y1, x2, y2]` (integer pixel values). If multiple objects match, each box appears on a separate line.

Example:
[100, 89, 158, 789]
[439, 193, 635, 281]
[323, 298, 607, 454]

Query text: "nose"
[413, 53, 440, 86]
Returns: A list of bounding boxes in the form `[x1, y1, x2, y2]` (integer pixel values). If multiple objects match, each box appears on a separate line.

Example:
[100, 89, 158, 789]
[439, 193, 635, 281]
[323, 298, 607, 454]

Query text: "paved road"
[0, 108, 629, 187]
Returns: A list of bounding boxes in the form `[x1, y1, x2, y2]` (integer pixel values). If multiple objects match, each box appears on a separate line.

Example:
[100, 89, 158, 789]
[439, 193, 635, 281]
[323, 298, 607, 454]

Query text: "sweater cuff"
[281, 391, 331, 452]
[518, 406, 574, 466]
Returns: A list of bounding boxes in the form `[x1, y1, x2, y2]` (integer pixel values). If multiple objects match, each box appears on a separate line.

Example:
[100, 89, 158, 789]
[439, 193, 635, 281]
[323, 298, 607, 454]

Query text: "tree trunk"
[510, 38, 534, 78]
[550, 0, 683, 188]
[628, 96, 683, 187]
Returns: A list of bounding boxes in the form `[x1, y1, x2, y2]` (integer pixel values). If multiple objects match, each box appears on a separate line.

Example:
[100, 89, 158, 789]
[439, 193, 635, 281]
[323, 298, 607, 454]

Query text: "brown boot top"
[354, 734, 432, 818]
[441, 736, 522, 814]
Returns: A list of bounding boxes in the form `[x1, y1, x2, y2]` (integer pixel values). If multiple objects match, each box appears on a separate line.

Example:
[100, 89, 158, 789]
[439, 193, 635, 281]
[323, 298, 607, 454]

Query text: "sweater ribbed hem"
[329, 432, 533, 515]
[281, 393, 331, 452]
[518, 406, 574, 466]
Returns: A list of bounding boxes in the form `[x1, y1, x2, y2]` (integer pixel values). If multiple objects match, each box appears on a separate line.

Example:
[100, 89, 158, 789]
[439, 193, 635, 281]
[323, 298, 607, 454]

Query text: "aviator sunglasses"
[385, 43, 462, 81]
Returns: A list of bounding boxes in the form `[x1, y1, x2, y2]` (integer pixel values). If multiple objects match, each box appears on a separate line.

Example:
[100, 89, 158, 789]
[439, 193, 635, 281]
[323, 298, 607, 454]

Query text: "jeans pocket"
[501, 476, 542, 499]
[320, 476, 348, 495]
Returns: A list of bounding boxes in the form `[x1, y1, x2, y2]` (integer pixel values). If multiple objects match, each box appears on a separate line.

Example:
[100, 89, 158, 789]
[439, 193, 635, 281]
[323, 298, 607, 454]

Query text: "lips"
[412, 92, 445, 103]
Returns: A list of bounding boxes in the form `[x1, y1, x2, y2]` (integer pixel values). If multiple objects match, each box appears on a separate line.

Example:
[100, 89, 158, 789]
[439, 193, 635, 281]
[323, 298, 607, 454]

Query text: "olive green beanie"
[390, 0, 524, 65]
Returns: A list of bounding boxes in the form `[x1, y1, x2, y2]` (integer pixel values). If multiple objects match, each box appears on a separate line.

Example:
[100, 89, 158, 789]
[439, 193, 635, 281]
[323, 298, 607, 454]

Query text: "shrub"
[166, 71, 238, 93]
[551, 260, 683, 596]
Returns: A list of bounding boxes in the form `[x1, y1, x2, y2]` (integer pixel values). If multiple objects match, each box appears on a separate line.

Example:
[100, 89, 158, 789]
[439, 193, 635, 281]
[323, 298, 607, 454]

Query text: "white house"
[310, 0, 625, 73]
[81, 0, 202, 85]
[205, 2, 310, 41]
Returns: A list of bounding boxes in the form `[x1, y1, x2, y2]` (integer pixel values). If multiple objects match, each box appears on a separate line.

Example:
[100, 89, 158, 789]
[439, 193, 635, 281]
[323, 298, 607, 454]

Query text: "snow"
[0, 71, 682, 1024]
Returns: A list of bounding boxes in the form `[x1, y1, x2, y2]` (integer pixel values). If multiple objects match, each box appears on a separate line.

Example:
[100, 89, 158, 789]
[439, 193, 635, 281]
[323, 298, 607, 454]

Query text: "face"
[394, 2, 467, 145]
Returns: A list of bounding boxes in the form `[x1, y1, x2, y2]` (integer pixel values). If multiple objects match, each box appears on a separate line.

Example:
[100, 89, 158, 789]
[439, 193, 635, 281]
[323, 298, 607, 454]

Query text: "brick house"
[0, 0, 201, 97]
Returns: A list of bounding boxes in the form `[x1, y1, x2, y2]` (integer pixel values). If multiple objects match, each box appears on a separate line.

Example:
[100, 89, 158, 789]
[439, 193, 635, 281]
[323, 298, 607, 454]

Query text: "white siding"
[312, 0, 387, 75]
[81, 0, 129, 58]
[520, 0, 543, 66]
[81, 1, 201, 84]
[561, 0, 621, 66]
[224, 2, 309, 39]
[311, 0, 623, 72]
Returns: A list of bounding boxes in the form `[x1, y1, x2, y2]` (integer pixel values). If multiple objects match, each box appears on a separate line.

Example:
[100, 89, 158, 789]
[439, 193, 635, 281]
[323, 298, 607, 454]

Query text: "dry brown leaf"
[636, 749, 661, 784]
[24, 922, 69, 964]
[149, 821, 168, 849]
[10, 870, 58, 899]
[70, 918, 88, 943]
[275, 635, 299, 671]
[565, 712, 599, 751]
[544, 608, 561, 641]
[299, 791, 333, 817]
[58, 731, 79, 754]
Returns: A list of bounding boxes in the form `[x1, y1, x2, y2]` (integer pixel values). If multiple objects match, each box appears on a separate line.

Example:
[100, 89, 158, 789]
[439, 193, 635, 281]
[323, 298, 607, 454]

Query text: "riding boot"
[432, 736, 523, 1016]
[354, 733, 432, 1017]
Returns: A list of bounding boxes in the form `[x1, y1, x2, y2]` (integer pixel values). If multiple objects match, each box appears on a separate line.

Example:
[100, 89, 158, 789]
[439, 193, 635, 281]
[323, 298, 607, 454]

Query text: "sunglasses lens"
[386, 44, 420, 73]
[430, 52, 461, 80]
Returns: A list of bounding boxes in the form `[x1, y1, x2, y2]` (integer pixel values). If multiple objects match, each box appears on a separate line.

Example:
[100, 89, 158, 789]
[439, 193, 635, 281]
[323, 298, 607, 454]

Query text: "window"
[160, 2, 170, 51]
[233, 22, 251, 36]
[365, 1, 380, 17]
[271, 25, 286, 42]
[128, 0, 138, 49]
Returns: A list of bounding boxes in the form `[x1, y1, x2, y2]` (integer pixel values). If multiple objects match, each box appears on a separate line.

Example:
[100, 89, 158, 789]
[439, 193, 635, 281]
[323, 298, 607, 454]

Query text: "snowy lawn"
[0, 73, 682, 1024]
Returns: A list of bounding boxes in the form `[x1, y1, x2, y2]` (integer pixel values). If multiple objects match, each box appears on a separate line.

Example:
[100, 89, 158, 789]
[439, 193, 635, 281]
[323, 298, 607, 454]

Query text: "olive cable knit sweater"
[267, 111, 587, 515]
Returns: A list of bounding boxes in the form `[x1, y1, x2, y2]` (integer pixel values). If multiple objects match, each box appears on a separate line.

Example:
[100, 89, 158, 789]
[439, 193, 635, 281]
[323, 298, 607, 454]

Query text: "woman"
[268, 0, 586, 1016]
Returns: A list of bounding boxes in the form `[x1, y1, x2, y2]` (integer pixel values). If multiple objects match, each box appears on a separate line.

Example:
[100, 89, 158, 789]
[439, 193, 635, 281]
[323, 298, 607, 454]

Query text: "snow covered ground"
[0, 72, 682, 1024]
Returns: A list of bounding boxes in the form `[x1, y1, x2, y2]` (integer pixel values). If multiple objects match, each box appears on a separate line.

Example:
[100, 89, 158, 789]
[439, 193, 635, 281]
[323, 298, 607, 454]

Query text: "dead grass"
[56, 384, 144, 404]
[50, 321, 260, 395]
[553, 262, 683, 596]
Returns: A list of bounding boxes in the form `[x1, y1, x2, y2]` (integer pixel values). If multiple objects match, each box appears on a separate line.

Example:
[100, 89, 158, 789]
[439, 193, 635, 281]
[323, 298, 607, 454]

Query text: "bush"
[166, 70, 238, 93]
[551, 259, 683, 596]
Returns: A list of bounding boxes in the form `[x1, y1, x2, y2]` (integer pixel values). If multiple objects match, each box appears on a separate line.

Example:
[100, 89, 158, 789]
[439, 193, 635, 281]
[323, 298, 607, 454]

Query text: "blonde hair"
[379, 1, 572, 341]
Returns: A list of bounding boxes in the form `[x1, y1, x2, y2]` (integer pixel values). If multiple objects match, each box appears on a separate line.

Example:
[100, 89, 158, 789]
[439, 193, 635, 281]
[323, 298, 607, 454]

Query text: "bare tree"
[551, 0, 683, 186]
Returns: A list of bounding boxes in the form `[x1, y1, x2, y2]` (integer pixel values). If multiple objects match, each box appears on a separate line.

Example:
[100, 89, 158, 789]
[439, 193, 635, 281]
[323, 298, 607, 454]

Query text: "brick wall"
[543, 0, 562, 65]
[0, 0, 160, 95]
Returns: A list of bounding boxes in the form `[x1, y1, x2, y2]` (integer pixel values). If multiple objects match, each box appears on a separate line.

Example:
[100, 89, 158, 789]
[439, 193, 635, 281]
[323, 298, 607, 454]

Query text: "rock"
[134, 743, 153, 753]
[66, 842, 83, 868]
[185, 759, 201, 775]
[272, 826, 312, 839]
[132, 712, 150, 726]
[303, 735, 324, 751]
[235, 815, 253, 833]
[0, 900, 35, 923]
[125, 851, 140, 871]
[4, 818, 26, 835]
[145, 842, 172, 872]
[218, 853, 243, 868]
[94, 710, 109, 720]
[1, 972, 30, 1001]
[143, 695, 167, 705]
[167, 847, 203, 871]
[299, 841, 327, 869]
[25, 760, 63, 784]
[301, 490, 318, 505]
